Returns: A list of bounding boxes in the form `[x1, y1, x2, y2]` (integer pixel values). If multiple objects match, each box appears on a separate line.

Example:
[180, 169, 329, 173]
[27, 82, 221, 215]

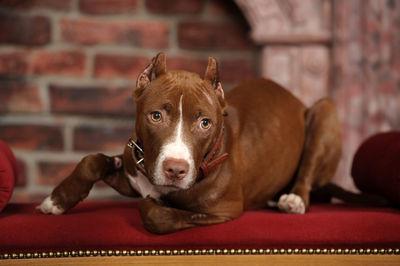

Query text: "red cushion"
[0, 202, 399, 254]
[0, 140, 18, 212]
[0, 140, 18, 181]
[352, 131, 400, 205]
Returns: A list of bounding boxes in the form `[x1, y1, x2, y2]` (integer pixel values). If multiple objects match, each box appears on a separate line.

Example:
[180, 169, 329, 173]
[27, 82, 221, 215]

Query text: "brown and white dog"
[37, 53, 342, 234]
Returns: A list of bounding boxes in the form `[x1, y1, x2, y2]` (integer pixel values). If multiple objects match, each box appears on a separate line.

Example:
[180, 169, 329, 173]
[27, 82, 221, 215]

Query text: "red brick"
[168, 56, 258, 84]
[0, 0, 72, 10]
[220, 58, 257, 83]
[0, 51, 29, 76]
[16, 159, 27, 187]
[36, 161, 108, 187]
[0, 81, 43, 113]
[178, 21, 253, 50]
[74, 126, 132, 152]
[146, 0, 203, 14]
[60, 19, 169, 48]
[80, 0, 138, 14]
[37, 161, 77, 185]
[0, 50, 85, 77]
[167, 56, 208, 75]
[0, 14, 51, 45]
[50, 85, 135, 117]
[31, 51, 86, 77]
[94, 54, 149, 79]
[0, 125, 63, 151]
[209, 0, 245, 16]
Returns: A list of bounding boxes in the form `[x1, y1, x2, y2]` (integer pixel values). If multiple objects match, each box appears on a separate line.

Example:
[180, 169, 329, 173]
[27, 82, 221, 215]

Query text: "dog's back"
[224, 78, 307, 210]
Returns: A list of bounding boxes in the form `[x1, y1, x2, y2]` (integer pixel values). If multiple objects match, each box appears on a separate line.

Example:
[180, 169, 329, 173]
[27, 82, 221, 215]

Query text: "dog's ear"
[204, 57, 225, 108]
[134, 52, 167, 99]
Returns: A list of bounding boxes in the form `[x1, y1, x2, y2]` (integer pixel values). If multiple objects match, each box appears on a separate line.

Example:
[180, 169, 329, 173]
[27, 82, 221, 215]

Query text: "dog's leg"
[37, 153, 125, 214]
[138, 197, 239, 234]
[102, 157, 140, 198]
[278, 99, 342, 214]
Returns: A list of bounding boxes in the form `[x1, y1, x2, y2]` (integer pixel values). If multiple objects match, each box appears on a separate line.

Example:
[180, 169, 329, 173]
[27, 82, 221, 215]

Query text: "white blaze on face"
[153, 95, 195, 189]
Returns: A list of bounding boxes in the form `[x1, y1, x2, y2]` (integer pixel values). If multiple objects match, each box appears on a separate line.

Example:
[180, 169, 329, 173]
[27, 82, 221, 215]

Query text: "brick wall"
[1, 0, 399, 203]
[0, 0, 259, 202]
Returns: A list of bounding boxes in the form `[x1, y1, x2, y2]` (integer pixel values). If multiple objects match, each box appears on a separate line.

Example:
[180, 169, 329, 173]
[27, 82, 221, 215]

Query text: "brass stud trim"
[1, 248, 399, 259]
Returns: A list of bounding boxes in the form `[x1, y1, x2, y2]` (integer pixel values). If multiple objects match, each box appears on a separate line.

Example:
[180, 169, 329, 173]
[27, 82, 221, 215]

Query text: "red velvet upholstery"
[0, 202, 399, 254]
[352, 131, 400, 205]
[0, 140, 18, 212]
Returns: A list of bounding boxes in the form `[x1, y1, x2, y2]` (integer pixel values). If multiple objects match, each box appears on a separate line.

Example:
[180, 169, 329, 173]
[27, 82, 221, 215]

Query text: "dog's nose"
[163, 159, 189, 180]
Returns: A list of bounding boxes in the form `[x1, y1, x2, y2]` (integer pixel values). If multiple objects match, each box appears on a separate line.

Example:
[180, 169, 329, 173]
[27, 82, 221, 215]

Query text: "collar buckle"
[127, 138, 146, 175]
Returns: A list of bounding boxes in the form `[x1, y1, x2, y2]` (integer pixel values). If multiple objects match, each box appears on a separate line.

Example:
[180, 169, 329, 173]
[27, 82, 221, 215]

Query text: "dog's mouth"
[156, 184, 181, 190]
[149, 175, 195, 190]
[146, 165, 197, 191]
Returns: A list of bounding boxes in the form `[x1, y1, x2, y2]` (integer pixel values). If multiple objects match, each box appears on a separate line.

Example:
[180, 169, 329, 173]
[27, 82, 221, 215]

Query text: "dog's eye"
[200, 119, 211, 130]
[150, 111, 162, 122]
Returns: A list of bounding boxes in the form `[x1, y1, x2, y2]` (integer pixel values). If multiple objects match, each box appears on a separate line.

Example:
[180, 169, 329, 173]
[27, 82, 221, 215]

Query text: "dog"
[38, 52, 342, 234]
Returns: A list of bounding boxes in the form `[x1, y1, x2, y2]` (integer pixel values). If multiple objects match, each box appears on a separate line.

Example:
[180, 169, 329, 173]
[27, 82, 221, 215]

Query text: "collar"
[127, 138, 147, 176]
[127, 121, 229, 178]
[199, 121, 229, 177]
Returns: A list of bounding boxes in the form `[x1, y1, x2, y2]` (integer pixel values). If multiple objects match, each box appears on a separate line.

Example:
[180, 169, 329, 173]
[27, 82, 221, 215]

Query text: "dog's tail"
[311, 183, 390, 207]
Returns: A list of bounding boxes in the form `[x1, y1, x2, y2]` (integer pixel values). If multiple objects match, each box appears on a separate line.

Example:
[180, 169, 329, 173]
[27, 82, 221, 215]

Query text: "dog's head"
[132, 53, 226, 190]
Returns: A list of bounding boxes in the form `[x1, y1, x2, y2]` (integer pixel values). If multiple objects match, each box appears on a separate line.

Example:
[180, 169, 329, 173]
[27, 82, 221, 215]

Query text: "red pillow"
[351, 131, 400, 206]
[0, 140, 18, 212]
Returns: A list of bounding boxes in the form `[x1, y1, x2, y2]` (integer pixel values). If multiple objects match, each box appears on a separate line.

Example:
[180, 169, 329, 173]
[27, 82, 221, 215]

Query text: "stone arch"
[234, 0, 332, 107]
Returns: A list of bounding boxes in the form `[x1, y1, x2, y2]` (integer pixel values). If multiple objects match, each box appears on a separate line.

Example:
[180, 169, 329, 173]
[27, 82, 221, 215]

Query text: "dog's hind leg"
[278, 99, 342, 214]
[37, 153, 131, 214]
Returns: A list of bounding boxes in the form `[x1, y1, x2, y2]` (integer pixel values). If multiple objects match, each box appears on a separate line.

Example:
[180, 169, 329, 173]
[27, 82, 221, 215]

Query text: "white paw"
[114, 157, 122, 169]
[277, 193, 305, 214]
[36, 196, 64, 215]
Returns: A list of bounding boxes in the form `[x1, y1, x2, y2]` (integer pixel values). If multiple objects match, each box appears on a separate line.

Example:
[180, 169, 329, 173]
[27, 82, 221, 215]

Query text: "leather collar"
[199, 121, 229, 177]
[127, 121, 229, 178]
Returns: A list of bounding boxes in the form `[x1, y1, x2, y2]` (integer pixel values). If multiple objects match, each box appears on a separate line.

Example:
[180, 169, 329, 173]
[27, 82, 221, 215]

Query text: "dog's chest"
[125, 169, 178, 199]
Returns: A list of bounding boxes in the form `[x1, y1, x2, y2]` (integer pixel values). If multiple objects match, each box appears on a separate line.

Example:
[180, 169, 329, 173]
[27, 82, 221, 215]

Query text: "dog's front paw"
[277, 193, 305, 214]
[36, 196, 65, 215]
